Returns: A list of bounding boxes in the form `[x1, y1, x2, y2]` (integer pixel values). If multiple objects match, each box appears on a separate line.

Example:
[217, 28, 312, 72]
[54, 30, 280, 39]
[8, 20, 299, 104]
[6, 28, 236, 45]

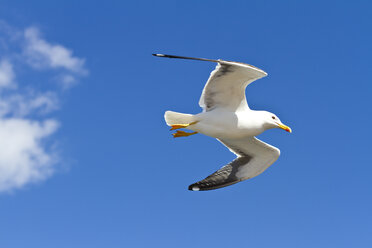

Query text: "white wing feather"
[222, 137, 280, 180]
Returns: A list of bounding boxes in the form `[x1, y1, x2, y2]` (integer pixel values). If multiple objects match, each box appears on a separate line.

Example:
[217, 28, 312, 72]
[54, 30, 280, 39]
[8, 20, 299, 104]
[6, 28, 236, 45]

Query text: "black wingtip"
[188, 184, 200, 191]
[152, 53, 219, 63]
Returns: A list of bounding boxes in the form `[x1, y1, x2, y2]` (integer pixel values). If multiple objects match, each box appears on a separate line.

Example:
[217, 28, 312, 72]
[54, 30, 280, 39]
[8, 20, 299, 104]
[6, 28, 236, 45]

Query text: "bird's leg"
[169, 121, 198, 138]
[170, 121, 198, 131]
[172, 130, 198, 138]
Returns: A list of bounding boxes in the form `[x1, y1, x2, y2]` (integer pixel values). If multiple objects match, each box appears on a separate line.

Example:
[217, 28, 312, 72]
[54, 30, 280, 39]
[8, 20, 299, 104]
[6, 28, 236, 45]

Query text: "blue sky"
[0, 0, 371, 247]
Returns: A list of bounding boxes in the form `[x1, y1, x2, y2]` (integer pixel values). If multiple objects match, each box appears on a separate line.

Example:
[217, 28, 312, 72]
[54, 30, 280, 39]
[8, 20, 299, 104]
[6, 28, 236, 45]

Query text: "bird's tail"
[164, 111, 195, 126]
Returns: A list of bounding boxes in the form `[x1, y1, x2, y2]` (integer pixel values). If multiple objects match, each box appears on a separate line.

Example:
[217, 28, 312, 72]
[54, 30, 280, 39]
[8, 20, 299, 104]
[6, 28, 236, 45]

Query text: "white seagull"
[154, 54, 292, 191]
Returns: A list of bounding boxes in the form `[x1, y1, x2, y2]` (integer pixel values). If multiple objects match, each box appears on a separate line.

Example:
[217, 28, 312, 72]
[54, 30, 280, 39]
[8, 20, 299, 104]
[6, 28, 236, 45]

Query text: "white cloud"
[0, 119, 58, 192]
[0, 59, 16, 89]
[0, 23, 87, 193]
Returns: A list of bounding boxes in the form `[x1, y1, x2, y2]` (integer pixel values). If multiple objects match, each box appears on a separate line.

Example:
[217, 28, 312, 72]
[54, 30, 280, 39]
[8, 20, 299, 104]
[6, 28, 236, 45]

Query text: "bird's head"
[262, 111, 292, 133]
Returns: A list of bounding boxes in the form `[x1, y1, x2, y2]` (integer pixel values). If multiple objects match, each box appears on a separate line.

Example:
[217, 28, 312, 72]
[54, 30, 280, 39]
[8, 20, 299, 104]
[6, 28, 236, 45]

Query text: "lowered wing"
[189, 137, 280, 191]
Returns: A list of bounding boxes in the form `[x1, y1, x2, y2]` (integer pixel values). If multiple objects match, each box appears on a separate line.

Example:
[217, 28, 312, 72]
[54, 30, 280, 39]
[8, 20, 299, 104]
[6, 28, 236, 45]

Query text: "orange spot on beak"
[278, 124, 292, 133]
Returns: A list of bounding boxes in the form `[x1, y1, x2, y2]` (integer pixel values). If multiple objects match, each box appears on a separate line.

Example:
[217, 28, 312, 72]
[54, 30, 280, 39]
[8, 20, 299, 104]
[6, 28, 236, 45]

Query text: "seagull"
[153, 54, 292, 191]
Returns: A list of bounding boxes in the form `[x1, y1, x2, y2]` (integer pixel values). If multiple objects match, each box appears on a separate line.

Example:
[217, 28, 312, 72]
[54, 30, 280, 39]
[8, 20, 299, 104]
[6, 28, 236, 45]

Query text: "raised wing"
[188, 137, 280, 191]
[199, 61, 267, 112]
[152, 54, 267, 112]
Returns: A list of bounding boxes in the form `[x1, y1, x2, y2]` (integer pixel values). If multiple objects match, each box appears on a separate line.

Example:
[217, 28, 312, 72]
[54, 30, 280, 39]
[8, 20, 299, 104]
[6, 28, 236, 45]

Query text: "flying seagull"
[153, 54, 292, 191]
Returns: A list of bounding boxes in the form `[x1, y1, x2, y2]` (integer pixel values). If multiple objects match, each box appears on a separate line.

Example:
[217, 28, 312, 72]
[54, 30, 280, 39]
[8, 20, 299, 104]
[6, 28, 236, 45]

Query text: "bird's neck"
[249, 110, 274, 131]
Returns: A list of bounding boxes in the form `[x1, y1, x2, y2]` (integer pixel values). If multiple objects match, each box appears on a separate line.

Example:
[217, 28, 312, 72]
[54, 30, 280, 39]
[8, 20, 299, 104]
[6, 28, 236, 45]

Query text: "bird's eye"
[272, 116, 276, 120]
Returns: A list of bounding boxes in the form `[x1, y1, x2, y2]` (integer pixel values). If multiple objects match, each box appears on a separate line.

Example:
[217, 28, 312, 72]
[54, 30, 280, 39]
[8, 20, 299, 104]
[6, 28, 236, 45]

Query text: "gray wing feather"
[188, 156, 252, 191]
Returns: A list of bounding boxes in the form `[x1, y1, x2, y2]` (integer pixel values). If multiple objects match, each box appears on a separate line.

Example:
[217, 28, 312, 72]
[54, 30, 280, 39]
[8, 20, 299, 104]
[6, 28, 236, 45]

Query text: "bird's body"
[187, 109, 267, 139]
[155, 54, 291, 191]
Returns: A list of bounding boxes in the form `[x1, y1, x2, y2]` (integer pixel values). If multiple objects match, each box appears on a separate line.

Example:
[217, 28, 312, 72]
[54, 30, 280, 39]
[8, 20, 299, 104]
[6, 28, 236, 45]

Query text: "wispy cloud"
[23, 27, 87, 88]
[0, 91, 59, 117]
[0, 59, 16, 89]
[0, 23, 88, 193]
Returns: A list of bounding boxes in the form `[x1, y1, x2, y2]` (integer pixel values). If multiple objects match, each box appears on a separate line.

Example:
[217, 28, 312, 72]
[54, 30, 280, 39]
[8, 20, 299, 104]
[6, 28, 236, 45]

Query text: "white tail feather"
[164, 111, 194, 126]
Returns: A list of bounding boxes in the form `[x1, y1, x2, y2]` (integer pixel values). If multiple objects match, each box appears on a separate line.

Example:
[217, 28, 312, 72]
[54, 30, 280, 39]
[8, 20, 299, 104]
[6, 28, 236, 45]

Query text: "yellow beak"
[278, 123, 292, 133]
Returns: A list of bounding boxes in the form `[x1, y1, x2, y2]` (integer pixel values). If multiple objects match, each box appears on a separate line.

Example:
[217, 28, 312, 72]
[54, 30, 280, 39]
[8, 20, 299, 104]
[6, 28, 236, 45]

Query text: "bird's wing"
[152, 54, 267, 112]
[199, 60, 267, 112]
[189, 137, 280, 191]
